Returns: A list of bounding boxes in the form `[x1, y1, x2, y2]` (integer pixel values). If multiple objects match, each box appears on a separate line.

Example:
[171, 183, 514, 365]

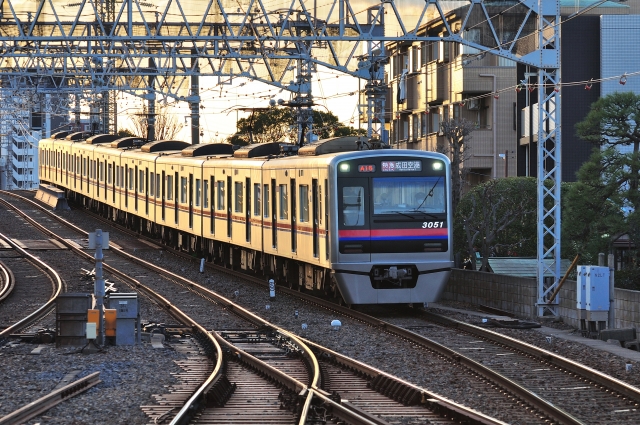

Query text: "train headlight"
[339, 163, 350, 172]
[432, 161, 443, 171]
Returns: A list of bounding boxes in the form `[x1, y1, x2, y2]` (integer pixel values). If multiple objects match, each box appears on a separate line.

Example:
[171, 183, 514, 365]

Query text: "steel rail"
[304, 339, 508, 425]
[0, 191, 316, 424]
[421, 310, 640, 404]
[0, 232, 63, 339]
[0, 372, 101, 425]
[6, 191, 567, 424]
[0, 259, 15, 303]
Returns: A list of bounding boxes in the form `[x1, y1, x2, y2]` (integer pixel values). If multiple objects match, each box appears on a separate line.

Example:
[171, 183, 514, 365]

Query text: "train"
[38, 132, 453, 305]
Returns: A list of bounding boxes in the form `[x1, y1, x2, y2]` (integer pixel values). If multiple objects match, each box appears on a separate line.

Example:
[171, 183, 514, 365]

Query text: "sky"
[118, 69, 362, 143]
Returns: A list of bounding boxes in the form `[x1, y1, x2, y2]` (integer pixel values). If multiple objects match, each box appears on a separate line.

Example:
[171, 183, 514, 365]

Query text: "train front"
[330, 151, 452, 304]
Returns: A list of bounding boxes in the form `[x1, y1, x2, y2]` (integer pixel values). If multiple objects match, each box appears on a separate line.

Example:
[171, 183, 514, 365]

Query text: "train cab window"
[253, 184, 261, 216]
[167, 175, 174, 200]
[195, 179, 201, 207]
[263, 184, 269, 218]
[299, 185, 309, 222]
[180, 177, 187, 203]
[203, 180, 209, 208]
[278, 184, 288, 220]
[373, 176, 445, 215]
[342, 186, 364, 226]
[216, 181, 225, 210]
[234, 181, 243, 212]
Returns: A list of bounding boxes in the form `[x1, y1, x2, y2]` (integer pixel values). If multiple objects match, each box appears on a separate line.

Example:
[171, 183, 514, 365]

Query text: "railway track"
[0, 232, 63, 343]
[0, 191, 504, 424]
[7, 189, 640, 424]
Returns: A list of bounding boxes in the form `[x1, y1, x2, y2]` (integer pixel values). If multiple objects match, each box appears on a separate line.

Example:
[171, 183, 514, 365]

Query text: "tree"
[228, 107, 363, 145]
[454, 177, 537, 271]
[126, 104, 182, 141]
[575, 91, 640, 265]
[439, 118, 475, 215]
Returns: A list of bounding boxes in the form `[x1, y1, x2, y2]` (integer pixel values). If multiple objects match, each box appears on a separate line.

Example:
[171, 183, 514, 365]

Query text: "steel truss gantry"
[0, 0, 562, 316]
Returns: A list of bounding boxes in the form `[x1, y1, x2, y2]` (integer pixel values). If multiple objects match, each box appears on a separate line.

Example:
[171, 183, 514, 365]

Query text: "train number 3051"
[422, 221, 445, 229]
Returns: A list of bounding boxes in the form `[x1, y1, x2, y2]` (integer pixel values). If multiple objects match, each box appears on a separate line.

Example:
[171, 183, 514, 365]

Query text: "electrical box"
[576, 266, 587, 309]
[86, 322, 97, 340]
[87, 309, 99, 329]
[109, 293, 139, 319]
[104, 309, 117, 337]
[585, 266, 609, 311]
[107, 293, 139, 345]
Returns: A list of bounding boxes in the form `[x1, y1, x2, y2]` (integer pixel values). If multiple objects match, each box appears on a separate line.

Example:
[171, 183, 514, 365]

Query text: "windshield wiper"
[409, 210, 440, 219]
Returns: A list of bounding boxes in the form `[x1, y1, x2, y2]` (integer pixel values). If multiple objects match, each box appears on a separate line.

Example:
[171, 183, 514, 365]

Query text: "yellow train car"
[39, 135, 453, 305]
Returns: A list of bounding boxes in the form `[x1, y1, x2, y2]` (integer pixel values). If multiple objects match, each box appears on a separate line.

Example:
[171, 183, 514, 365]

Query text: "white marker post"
[269, 279, 275, 300]
[88, 230, 109, 346]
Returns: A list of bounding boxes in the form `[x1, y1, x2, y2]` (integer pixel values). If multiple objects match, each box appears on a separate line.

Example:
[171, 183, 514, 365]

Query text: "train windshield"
[373, 176, 446, 215]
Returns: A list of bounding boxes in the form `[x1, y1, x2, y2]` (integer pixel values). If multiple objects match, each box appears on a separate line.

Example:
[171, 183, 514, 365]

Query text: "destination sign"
[381, 160, 422, 172]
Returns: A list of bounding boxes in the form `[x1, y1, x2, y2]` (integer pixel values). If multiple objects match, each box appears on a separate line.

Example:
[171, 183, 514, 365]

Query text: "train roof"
[182, 143, 234, 157]
[141, 140, 191, 153]
[85, 134, 122, 145]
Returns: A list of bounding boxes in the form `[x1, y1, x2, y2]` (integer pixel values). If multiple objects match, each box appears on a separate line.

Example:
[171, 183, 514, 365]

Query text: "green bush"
[615, 268, 640, 290]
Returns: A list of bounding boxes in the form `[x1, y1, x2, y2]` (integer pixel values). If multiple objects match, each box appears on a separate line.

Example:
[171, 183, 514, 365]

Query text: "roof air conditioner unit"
[467, 99, 480, 110]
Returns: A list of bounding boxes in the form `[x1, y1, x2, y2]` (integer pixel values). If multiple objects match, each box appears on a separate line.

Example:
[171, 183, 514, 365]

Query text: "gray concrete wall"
[442, 269, 639, 329]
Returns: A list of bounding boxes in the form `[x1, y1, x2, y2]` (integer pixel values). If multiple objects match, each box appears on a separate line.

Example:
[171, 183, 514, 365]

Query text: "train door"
[209, 176, 214, 235]
[188, 173, 193, 229]
[226, 176, 232, 238]
[145, 168, 150, 215]
[111, 162, 116, 203]
[134, 166, 139, 211]
[290, 178, 296, 253]
[245, 177, 251, 242]
[271, 179, 277, 248]
[173, 172, 178, 225]
[337, 177, 371, 261]
[324, 179, 329, 259]
[161, 170, 166, 221]
[312, 179, 319, 258]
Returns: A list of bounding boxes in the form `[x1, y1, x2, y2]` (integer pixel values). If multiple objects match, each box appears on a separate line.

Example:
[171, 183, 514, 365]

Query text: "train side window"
[203, 180, 209, 208]
[263, 184, 269, 218]
[216, 180, 225, 210]
[180, 177, 187, 203]
[299, 185, 309, 222]
[279, 184, 288, 220]
[156, 174, 161, 198]
[253, 183, 261, 216]
[128, 168, 134, 190]
[139, 170, 145, 193]
[108, 164, 113, 184]
[99, 162, 104, 182]
[195, 179, 201, 207]
[234, 181, 243, 212]
[167, 174, 173, 200]
[150, 172, 155, 197]
[342, 186, 364, 226]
